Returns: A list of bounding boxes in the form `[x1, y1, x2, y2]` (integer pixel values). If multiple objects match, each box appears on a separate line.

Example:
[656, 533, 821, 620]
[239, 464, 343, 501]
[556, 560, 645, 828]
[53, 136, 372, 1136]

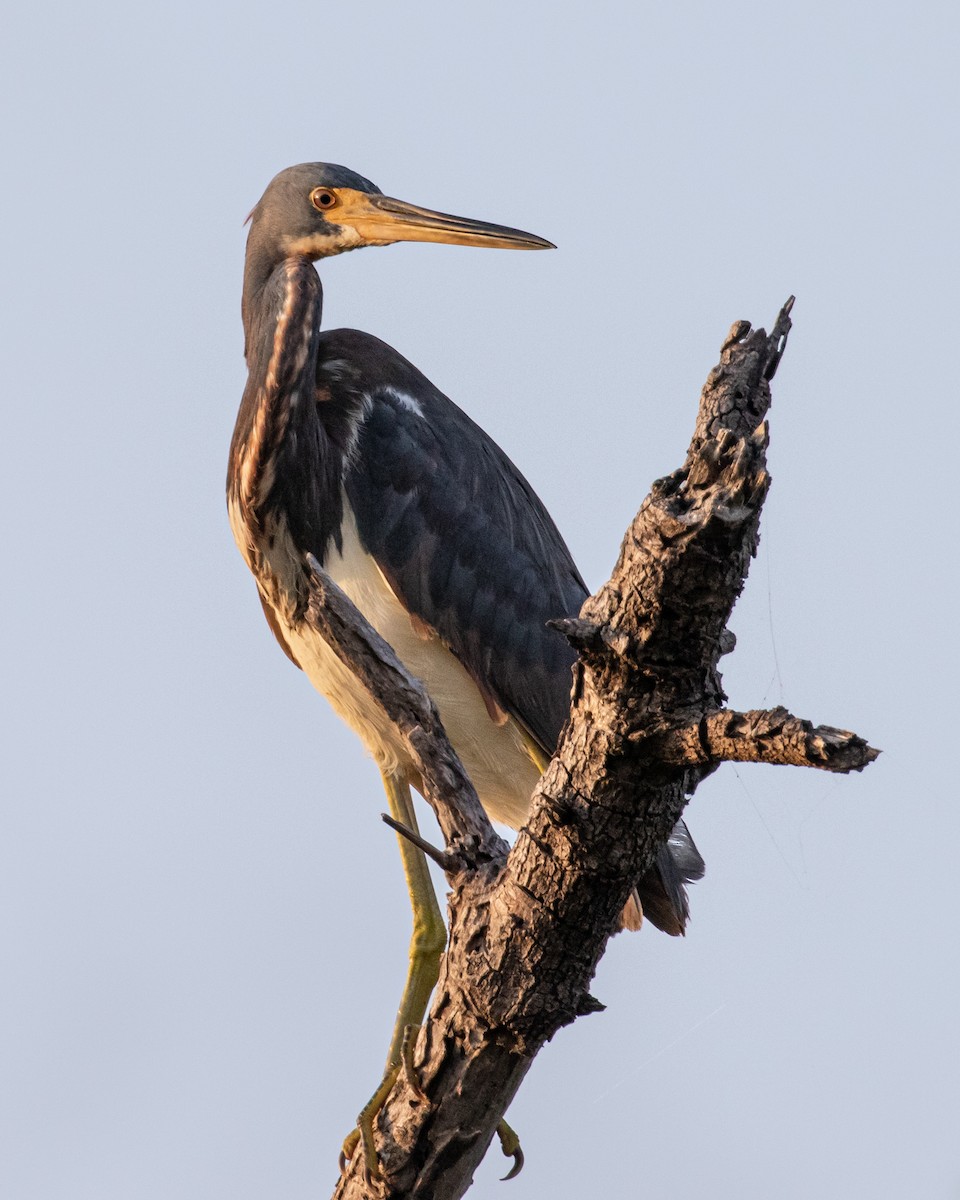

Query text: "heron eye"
[311, 188, 339, 212]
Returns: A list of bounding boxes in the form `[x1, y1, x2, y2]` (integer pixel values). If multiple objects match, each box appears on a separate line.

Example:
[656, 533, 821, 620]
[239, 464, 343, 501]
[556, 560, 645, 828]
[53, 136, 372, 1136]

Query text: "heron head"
[247, 162, 555, 262]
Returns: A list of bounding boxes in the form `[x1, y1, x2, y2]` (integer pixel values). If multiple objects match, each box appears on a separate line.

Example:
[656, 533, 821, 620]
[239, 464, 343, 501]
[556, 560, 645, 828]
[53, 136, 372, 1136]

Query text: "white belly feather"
[276, 501, 540, 830]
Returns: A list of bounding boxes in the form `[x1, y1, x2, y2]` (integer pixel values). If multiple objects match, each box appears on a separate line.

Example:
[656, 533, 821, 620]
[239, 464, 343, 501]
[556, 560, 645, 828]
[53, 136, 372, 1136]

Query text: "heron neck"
[242, 250, 321, 361]
[230, 256, 324, 520]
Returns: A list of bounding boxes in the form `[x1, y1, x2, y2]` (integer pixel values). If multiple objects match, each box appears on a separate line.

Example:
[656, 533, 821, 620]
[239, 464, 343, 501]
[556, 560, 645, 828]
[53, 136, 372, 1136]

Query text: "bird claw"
[338, 1066, 400, 1184]
[339, 1027, 432, 1181]
[339, 1126, 380, 1185]
[400, 1023, 429, 1102]
[339, 1046, 521, 1185]
[338, 1131, 358, 1179]
[496, 1118, 524, 1181]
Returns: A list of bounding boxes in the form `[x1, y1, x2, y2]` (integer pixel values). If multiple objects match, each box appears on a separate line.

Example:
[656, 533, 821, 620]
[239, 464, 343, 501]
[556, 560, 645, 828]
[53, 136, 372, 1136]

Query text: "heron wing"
[318, 328, 587, 753]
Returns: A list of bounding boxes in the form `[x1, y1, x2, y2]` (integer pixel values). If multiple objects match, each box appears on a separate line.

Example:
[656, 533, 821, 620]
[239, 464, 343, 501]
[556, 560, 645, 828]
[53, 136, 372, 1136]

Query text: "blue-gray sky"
[3, 2, 957, 1197]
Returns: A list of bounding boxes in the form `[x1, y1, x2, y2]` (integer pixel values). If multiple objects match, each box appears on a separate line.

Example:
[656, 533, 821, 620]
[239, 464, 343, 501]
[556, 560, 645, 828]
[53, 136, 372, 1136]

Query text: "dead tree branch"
[648, 706, 878, 772]
[295, 298, 877, 1200]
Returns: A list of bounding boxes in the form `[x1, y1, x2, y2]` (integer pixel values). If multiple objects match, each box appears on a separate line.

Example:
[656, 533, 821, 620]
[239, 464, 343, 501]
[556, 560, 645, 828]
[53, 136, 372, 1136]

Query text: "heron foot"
[338, 1024, 432, 1179]
[497, 1118, 524, 1181]
[339, 1066, 399, 1183]
[338, 1067, 522, 1184]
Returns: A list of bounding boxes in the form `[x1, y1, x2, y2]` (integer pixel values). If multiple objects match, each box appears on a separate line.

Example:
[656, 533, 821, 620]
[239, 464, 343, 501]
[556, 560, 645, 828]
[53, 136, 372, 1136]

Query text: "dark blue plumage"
[322, 329, 587, 753]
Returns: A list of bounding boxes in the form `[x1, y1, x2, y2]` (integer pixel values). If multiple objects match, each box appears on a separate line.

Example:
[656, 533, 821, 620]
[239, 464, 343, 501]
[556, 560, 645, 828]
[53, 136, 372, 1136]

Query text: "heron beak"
[337, 190, 555, 250]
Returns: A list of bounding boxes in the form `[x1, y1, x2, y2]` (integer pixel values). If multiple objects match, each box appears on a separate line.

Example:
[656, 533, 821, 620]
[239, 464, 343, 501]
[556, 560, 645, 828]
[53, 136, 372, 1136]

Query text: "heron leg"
[380, 770, 447, 1071]
[341, 770, 446, 1181]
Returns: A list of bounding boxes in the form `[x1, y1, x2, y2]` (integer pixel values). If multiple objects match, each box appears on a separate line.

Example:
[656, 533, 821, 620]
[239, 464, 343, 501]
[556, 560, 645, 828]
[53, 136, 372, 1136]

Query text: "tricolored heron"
[227, 163, 704, 1176]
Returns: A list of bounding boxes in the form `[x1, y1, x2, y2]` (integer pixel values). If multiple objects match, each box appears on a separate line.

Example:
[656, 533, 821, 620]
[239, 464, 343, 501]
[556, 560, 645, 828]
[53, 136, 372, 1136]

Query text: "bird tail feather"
[623, 819, 705, 936]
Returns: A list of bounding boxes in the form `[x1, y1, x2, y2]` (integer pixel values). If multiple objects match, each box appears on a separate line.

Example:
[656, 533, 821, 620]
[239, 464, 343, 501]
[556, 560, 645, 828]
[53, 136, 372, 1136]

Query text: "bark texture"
[296, 300, 877, 1200]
